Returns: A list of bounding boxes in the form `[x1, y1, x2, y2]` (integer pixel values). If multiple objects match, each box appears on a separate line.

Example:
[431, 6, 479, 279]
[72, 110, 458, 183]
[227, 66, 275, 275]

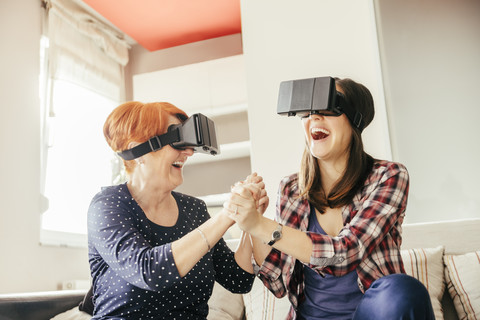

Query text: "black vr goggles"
[277, 76, 365, 131]
[117, 113, 219, 161]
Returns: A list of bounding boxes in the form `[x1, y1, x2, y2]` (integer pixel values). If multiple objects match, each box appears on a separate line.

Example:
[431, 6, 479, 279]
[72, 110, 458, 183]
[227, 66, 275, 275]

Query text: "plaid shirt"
[257, 160, 409, 319]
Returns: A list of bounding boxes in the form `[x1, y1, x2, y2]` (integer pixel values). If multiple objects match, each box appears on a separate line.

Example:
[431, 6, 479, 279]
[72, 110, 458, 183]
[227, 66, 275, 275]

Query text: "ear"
[127, 142, 145, 165]
[127, 141, 141, 149]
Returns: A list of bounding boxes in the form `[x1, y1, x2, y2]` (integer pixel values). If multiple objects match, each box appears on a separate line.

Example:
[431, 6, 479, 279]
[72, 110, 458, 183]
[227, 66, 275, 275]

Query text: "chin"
[309, 145, 329, 159]
[173, 177, 184, 188]
[167, 175, 183, 189]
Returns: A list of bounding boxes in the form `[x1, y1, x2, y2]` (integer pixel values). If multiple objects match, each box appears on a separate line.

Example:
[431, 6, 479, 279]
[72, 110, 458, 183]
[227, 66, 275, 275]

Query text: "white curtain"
[44, 0, 129, 101]
[40, 0, 130, 212]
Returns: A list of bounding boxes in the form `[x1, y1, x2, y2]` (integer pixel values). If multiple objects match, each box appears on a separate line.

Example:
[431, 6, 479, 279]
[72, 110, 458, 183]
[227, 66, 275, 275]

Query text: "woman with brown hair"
[87, 101, 263, 319]
[226, 78, 435, 319]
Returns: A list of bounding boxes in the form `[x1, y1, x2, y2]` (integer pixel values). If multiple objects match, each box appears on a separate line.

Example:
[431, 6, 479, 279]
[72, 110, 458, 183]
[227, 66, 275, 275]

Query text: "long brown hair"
[297, 78, 375, 213]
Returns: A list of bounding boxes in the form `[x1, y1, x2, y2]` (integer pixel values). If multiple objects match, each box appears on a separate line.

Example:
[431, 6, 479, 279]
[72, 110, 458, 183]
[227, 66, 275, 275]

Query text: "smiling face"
[138, 115, 194, 190]
[301, 86, 353, 165]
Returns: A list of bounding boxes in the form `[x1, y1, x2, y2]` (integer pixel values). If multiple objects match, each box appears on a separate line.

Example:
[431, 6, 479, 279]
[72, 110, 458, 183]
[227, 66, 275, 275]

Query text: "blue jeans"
[353, 274, 435, 320]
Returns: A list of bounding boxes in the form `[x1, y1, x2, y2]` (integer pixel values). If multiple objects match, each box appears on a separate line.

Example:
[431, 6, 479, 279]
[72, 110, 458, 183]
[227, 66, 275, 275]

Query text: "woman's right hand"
[224, 181, 265, 234]
[232, 173, 269, 215]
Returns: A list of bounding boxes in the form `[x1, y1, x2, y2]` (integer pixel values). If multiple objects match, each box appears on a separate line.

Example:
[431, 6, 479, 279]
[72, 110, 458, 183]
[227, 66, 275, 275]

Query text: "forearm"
[251, 216, 313, 264]
[251, 235, 272, 266]
[234, 231, 254, 274]
[171, 211, 233, 277]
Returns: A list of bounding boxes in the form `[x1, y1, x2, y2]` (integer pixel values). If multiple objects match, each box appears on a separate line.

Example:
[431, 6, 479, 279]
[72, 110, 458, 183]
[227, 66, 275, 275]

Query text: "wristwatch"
[267, 223, 283, 246]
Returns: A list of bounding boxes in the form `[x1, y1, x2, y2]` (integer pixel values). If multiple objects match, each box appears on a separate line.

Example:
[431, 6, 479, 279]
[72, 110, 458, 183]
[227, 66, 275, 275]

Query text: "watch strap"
[267, 223, 283, 246]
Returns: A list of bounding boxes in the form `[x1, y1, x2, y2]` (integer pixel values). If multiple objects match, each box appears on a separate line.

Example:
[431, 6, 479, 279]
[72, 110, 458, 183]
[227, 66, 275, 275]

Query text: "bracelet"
[196, 228, 211, 251]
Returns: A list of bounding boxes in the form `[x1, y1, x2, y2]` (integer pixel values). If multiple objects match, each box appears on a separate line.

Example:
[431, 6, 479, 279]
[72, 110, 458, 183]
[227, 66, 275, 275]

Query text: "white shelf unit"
[187, 140, 251, 165]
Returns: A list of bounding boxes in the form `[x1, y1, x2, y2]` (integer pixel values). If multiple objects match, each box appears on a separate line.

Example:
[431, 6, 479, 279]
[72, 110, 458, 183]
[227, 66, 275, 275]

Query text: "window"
[40, 79, 119, 246]
[39, 0, 129, 246]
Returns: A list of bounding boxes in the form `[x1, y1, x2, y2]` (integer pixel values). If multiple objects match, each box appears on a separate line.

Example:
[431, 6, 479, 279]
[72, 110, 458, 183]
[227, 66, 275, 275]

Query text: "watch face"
[273, 230, 282, 240]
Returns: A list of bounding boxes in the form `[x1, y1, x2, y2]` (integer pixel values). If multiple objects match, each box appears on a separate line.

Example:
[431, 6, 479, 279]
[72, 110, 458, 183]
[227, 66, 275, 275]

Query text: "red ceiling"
[82, 0, 242, 52]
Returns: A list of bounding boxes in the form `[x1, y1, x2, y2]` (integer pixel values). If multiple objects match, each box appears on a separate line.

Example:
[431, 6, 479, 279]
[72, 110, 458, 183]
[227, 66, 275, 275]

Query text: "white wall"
[0, 2, 90, 293]
[240, 0, 391, 218]
[241, 0, 480, 223]
[375, 0, 480, 223]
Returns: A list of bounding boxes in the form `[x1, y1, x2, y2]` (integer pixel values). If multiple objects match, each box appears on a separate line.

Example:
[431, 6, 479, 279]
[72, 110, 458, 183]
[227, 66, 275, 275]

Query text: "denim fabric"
[353, 274, 435, 320]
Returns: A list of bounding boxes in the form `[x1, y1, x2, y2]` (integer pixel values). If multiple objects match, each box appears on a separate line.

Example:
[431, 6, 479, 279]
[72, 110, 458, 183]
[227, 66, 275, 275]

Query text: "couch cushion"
[50, 306, 91, 320]
[77, 286, 93, 315]
[207, 281, 244, 320]
[444, 251, 480, 319]
[401, 246, 445, 320]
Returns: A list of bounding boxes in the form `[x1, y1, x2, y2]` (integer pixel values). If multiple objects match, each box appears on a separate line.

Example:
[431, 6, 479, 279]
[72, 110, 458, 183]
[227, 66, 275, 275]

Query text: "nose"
[182, 148, 194, 156]
[309, 113, 324, 120]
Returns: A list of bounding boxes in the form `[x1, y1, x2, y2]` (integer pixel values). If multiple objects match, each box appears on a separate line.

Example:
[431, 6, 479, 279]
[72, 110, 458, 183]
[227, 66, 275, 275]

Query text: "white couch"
[208, 218, 480, 320]
[35, 219, 479, 320]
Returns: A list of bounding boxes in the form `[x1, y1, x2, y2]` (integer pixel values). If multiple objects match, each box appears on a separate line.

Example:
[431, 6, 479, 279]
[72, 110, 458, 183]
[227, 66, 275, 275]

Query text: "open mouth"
[172, 161, 185, 168]
[311, 127, 330, 140]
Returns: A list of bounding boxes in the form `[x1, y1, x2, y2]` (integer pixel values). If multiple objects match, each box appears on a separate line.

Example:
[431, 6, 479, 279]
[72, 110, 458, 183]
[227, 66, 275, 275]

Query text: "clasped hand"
[223, 173, 269, 234]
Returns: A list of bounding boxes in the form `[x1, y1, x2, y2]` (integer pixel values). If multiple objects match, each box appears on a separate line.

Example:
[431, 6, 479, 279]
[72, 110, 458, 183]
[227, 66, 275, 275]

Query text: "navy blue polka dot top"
[87, 183, 254, 319]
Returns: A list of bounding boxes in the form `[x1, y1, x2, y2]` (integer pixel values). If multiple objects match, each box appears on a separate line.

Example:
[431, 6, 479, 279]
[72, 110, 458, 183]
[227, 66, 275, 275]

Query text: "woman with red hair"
[86, 101, 263, 319]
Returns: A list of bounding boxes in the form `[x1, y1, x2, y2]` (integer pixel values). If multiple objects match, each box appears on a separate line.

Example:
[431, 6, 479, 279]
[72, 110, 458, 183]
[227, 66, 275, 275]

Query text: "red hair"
[103, 101, 188, 173]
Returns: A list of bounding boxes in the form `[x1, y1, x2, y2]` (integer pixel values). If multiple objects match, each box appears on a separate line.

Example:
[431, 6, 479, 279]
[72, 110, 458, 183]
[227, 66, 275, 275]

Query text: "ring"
[234, 206, 238, 215]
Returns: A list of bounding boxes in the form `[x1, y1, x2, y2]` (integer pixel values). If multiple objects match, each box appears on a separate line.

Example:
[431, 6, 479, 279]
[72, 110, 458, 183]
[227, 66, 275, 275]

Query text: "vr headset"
[277, 76, 365, 131]
[117, 113, 219, 161]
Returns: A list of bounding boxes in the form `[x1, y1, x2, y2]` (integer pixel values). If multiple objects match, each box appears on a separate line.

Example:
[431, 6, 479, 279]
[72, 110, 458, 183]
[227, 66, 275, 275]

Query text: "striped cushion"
[401, 246, 445, 320]
[444, 251, 480, 319]
[243, 276, 290, 320]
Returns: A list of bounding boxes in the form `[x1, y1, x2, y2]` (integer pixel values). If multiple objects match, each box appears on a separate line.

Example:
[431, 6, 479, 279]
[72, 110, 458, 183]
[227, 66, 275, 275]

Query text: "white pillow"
[242, 276, 290, 320]
[207, 281, 245, 320]
[444, 251, 480, 319]
[50, 307, 91, 320]
[401, 246, 445, 320]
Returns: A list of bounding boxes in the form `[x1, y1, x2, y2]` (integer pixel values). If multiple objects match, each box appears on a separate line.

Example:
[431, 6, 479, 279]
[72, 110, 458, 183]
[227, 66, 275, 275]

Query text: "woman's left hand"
[244, 173, 269, 215]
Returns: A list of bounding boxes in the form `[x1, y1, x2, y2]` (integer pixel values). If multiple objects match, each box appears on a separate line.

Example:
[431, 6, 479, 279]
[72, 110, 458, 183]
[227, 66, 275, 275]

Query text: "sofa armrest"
[0, 290, 87, 320]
